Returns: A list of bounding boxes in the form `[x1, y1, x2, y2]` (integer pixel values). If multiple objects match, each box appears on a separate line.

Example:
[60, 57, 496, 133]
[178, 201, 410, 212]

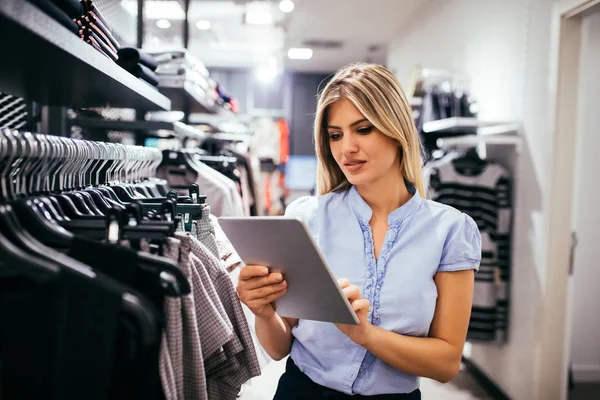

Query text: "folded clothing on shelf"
[147, 48, 210, 77]
[123, 63, 160, 88]
[50, 0, 83, 18]
[79, 26, 118, 62]
[75, 11, 121, 53]
[117, 48, 159, 72]
[28, 0, 79, 34]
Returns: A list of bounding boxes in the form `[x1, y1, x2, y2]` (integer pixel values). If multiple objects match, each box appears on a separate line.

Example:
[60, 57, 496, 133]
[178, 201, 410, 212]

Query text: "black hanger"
[11, 198, 74, 248]
[0, 219, 58, 282]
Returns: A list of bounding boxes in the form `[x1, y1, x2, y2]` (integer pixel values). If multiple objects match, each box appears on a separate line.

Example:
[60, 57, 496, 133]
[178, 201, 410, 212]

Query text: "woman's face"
[326, 98, 401, 188]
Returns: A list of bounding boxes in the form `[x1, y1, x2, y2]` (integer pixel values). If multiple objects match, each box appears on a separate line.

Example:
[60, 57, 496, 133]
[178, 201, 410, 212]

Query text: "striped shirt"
[424, 159, 511, 342]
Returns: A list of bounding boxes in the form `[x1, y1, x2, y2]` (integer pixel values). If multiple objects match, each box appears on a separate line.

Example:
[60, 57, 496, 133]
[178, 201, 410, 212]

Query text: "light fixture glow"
[279, 0, 294, 13]
[196, 20, 211, 30]
[122, 0, 185, 20]
[288, 48, 313, 60]
[256, 57, 278, 83]
[245, 9, 273, 25]
[156, 19, 172, 29]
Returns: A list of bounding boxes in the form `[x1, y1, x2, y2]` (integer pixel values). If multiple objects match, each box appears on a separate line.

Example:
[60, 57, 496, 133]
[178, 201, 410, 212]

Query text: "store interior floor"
[239, 359, 600, 400]
[238, 357, 493, 400]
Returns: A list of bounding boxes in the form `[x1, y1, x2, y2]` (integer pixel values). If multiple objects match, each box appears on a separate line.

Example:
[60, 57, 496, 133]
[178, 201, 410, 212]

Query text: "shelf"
[436, 122, 523, 152]
[70, 118, 206, 140]
[0, 0, 171, 111]
[159, 81, 232, 115]
[422, 117, 482, 133]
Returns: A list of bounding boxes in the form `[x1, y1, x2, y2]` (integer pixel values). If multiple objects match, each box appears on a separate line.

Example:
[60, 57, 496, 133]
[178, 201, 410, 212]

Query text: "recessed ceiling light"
[245, 9, 273, 25]
[279, 0, 294, 13]
[196, 20, 211, 30]
[288, 48, 313, 60]
[156, 19, 172, 29]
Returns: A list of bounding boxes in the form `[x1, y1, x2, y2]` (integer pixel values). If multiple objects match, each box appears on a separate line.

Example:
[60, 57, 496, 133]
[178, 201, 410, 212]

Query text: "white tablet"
[218, 217, 359, 325]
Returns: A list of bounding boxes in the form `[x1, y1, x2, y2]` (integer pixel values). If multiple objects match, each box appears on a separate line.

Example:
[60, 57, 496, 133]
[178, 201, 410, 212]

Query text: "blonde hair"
[314, 63, 425, 197]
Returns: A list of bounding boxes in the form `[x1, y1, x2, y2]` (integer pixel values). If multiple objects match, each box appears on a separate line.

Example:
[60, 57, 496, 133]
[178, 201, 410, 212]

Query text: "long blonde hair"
[314, 63, 425, 197]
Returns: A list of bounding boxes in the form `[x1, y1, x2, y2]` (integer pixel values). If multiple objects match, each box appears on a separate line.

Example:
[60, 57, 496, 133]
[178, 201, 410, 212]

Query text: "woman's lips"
[344, 161, 366, 172]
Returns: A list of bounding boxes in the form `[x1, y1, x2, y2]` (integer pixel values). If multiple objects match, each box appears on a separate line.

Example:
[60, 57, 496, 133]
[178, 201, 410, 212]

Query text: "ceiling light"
[256, 57, 278, 83]
[156, 19, 172, 29]
[121, 0, 185, 20]
[245, 9, 273, 25]
[279, 0, 294, 13]
[288, 48, 313, 60]
[196, 20, 211, 30]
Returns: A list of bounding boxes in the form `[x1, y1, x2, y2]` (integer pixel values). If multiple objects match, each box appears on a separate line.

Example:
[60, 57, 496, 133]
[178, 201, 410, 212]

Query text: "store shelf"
[0, 0, 171, 111]
[422, 117, 481, 133]
[436, 122, 523, 152]
[159, 81, 233, 115]
[70, 118, 206, 140]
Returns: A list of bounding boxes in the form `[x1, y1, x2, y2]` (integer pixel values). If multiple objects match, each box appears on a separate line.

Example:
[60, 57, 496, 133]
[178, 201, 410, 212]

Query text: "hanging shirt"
[424, 159, 511, 342]
[285, 185, 481, 396]
[186, 238, 261, 400]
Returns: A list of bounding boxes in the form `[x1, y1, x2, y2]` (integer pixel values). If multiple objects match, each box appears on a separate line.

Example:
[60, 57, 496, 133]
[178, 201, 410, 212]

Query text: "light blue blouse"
[284, 185, 482, 395]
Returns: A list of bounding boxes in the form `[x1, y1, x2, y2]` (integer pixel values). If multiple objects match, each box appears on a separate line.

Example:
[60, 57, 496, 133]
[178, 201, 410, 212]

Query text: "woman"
[236, 63, 481, 399]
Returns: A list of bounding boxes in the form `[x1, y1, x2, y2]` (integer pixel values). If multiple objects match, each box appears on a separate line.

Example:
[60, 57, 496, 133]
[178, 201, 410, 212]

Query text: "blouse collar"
[347, 183, 423, 225]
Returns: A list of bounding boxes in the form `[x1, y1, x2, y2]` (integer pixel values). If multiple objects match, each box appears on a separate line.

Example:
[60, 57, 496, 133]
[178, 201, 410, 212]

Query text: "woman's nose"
[340, 133, 359, 154]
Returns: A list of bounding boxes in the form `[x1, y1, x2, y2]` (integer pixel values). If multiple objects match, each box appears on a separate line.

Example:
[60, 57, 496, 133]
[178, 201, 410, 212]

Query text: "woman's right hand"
[236, 265, 288, 320]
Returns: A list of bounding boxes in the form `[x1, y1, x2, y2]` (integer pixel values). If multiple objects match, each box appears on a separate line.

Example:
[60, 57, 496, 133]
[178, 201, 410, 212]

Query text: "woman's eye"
[357, 126, 373, 134]
[329, 133, 342, 141]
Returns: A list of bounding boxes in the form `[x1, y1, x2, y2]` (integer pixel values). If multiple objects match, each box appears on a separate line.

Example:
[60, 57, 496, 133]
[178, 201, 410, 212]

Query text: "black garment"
[274, 358, 422, 400]
[0, 269, 121, 400]
[29, 0, 79, 35]
[75, 14, 120, 54]
[123, 63, 160, 87]
[118, 48, 159, 71]
[68, 237, 165, 400]
[50, 0, 83, 18]
[80, 27, 118, 62]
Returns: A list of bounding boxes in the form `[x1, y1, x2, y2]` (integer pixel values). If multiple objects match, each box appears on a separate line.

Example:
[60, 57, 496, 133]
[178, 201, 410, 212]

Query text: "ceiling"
[124, 0, 430, 73]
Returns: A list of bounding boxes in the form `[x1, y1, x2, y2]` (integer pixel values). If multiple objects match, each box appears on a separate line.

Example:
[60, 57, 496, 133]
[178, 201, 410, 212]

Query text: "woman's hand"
[236, 264, 288, 320]
[334, 278, 373, 346]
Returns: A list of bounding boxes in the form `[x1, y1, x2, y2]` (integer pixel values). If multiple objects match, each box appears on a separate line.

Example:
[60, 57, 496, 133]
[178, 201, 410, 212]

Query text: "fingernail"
[280, 281, 287, 287]
[274, 273, 283, 281]
[262, 268, 269, 275]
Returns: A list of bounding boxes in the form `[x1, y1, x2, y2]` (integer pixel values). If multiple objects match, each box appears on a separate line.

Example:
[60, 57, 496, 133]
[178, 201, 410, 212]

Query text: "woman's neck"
[356, 171, 412, 218]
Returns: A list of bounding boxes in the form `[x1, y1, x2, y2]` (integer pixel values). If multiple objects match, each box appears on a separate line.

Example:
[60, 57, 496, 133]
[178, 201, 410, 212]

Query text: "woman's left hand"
[334, 278, 373, 346]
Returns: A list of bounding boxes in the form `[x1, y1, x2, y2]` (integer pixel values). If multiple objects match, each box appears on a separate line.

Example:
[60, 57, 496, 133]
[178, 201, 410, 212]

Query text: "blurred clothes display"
[156, 149, 245, 218]
[250, 117, 290, 215]
[200, 138, 259, 217]
[424, 150, 512, 343]
[148, 49, 238, 113]
[28, 0, 121, 62]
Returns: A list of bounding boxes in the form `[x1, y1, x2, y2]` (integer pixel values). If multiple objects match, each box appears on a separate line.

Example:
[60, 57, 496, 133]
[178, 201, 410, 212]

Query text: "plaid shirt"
[195, 206, 220, 260]
[187, 236, 261, 400]
[210, 214, 244, 273]
[159, 236, 207, 400]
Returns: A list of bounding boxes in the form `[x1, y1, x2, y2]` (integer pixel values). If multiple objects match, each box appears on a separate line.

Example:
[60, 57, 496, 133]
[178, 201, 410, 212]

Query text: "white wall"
[388, 1, 556, 399]
[570, 9, 600, 383]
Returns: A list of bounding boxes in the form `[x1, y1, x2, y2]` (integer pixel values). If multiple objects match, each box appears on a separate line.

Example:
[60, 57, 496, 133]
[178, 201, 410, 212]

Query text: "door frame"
[536, 1, 600, 399]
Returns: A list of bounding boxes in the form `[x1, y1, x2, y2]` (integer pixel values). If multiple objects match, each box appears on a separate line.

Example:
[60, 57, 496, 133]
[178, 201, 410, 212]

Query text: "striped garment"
[424, 159, 512, 343]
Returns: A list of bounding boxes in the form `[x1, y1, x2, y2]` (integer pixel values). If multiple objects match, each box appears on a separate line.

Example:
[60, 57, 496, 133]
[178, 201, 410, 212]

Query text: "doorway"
[541, 1, 600, 400]
[567, 6, 600, 400]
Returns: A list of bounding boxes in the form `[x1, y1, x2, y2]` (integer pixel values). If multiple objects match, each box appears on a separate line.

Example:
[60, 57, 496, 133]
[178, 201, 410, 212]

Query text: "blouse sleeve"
[284, 196, 319, 236]
[438, 213, 482, 273]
